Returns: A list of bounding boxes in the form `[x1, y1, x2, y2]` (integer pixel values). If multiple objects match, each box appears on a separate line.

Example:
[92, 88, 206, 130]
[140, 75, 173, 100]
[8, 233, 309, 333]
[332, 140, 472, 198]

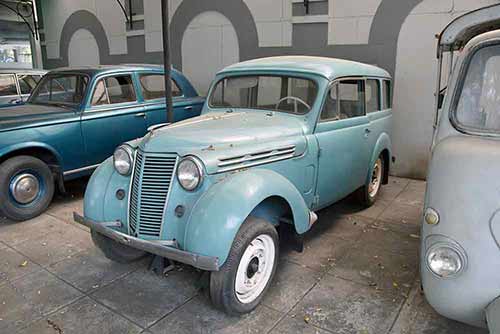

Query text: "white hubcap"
[235, 234, 275, 304]
[368, 158, 382, 198]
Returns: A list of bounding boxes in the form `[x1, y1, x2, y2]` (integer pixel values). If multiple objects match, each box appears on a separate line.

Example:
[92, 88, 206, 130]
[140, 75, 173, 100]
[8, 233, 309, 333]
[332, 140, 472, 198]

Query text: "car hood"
[138, 111, 308, 174]
[0, 104, 77, 132]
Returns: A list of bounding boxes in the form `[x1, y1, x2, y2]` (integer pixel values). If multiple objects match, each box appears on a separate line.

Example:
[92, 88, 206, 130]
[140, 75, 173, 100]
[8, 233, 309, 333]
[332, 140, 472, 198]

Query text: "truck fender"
[367, 132, 392, 184]
[184, 168, 310, 265]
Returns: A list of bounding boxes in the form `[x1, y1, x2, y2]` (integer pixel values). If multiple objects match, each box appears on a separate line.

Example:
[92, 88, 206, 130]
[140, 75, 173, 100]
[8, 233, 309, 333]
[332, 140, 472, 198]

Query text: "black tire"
[210, 216, 279, 315]
[357, 155, 385, 207]
[0, 156, 55, 221]
[91, 230, 147, 264]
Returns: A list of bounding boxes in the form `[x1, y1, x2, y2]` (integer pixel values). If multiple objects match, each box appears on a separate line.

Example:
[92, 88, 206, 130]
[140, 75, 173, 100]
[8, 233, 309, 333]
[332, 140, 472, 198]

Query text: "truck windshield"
[29, 74, 89, 107]
[209, 75, 317, 115]
[454, 44, 500, 133]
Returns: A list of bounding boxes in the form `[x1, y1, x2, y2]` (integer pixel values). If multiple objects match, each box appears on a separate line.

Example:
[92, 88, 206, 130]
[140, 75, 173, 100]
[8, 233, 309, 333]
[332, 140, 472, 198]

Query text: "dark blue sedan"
[0, 64, 204, 221]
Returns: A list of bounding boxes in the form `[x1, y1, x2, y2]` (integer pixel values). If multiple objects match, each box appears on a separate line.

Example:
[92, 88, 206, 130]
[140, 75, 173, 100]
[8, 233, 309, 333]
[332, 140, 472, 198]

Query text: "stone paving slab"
[0, 177, 487, 334]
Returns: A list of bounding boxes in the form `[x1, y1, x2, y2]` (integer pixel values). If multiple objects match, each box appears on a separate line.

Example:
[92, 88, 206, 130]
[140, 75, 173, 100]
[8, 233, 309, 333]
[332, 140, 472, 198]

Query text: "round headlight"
[113, 145, 134, 176]
[427, 246, 463, 278]
[177, 156, 203, 191]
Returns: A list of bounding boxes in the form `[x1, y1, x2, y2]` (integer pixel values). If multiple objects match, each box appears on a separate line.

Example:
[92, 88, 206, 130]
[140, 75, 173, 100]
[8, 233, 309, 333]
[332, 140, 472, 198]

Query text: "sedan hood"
[0, 104, 76, 132]
[139, 111, 308, 174]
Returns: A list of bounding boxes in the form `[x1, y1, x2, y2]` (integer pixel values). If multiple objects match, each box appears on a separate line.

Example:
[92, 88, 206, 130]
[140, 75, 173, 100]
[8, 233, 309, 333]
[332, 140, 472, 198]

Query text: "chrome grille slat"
[128, 151, 177, 238]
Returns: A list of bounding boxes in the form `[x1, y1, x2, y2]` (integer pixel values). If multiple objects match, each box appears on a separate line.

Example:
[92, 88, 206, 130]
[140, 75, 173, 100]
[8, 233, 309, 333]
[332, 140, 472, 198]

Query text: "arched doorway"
[68, 29, 100, 66]
[181, 11, 239, 95]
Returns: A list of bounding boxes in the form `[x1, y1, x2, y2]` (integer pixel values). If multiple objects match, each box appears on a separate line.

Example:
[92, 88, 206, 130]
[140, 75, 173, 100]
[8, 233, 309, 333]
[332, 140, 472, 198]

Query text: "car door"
[314, 78, 371, 207]
[0, 73, 21, 106]
[81, 73, 147, 166]
[137, 73, 200, 126]
[17, 73, 43, 102]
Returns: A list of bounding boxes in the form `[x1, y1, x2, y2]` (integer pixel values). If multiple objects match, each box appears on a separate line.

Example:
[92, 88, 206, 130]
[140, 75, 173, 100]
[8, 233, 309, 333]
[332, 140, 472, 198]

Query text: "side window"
[0, 74, 18, 96]
[91, 80, 108, 105]
[338, 79, 365, 118]
[366, 79, 380, 113]
[18, 74, 40, 95]
[320, 84, 339, 121]
[139, 74, 182, 100]
[382, 80, 392, 109]
[91, 74, 136, 106]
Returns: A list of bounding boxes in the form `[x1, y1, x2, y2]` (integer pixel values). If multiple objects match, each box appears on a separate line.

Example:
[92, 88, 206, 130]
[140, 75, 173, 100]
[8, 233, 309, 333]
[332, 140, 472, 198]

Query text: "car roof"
[0, 68, 47, 74]
[218, 56, 391, 80]
[48, 64, 178, 76]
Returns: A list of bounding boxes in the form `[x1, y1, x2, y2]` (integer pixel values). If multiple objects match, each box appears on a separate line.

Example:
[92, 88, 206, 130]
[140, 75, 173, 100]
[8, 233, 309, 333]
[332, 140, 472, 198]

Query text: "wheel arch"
[184, 169, 310, 265]
[369, 133, 392, 185]
[0, 143, 64, 189]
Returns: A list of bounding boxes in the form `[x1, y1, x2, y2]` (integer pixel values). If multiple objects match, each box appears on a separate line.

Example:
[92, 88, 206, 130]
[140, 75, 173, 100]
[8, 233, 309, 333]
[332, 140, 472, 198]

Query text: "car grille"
[128, 150, 177, 238]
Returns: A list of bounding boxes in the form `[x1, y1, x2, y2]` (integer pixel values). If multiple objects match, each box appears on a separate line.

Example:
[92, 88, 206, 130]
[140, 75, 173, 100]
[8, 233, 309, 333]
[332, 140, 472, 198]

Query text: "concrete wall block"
[330, 0, 382, 18]
[328, 16, 374, 45]
[282, 21, 293, 46]
[243, 0, 284, 21]
[411, 0, 453, 14]
[357, 16, 374, 44]
[453, 0, 500, 13]
[256, 21, 284, 47]
[145, 31, 163, 53]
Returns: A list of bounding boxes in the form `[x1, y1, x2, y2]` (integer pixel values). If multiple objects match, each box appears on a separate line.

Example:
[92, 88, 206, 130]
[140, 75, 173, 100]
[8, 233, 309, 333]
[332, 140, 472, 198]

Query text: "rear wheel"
[357, 156, 384, 207]
[91, 230, 147, 264]
[0, 156, 55, 221]
[210, 217, 279, 315]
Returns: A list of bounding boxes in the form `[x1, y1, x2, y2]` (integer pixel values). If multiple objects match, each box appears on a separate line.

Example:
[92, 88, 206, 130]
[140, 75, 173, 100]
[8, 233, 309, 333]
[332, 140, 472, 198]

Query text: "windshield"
[209, 75, 317, 114]
[453, 44, 500, 134]
[29, 74, 89, 106]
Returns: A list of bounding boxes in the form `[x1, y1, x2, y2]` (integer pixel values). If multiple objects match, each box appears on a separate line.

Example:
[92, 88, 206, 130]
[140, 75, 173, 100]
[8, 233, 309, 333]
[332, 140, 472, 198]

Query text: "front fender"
[184, 168, 310, 265]
[0, 141, 63, 164]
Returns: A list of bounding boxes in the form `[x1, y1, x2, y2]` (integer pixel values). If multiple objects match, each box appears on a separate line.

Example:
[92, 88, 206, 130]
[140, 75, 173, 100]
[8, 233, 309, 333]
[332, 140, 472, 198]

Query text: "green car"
[75, 56, 393, 314]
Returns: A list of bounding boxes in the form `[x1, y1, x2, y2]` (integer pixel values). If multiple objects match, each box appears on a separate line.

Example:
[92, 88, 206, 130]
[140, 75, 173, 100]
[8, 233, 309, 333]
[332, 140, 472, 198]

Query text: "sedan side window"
[0, 74, 18, 97]
[139, 74, 182, 100]
[339, 79, 365, 118]
[366, 79, 380, 113]
[18, 74, 40, 95]
[91, 75, 136, 106]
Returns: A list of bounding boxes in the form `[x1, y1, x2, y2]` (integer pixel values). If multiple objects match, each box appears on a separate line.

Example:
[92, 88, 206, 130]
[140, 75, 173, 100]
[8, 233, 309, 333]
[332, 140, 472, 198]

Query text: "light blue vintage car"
[75, 56, 393, 314]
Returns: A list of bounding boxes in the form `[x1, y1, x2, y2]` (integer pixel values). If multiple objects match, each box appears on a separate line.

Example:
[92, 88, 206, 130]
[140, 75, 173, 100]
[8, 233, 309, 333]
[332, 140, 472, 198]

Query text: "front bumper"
[73, 213, 219, 271]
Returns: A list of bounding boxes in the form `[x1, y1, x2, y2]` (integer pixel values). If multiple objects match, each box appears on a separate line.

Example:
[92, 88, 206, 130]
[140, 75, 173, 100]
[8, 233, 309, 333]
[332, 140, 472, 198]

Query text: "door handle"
[184, 106, 193, 111]
[135, 112, 146, 118]
[364, 128, 371, 137]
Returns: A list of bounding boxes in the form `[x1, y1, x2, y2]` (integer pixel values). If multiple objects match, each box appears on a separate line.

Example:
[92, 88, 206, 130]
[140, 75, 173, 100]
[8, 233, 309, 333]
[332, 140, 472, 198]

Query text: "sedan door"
[17, 73, 43, 102]
[81, 73, 147, 166]
[137, 73, 202, 127]
[314, 79, 371, 208]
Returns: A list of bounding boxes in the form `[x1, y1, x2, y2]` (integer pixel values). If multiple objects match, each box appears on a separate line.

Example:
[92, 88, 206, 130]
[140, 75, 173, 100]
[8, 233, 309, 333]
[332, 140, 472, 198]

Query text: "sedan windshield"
[29, 74, 89, 106]
[209, 75, 317, 114]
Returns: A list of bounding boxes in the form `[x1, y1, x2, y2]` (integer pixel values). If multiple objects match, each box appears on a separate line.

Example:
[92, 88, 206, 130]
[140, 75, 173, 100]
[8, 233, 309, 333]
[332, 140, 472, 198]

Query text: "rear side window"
[382, 80, 392, 109]
[366, 79, 380, 113]
[91, 74, 136, 106]
[454, 44, 500, 133]
[18, 74, 42, 95]
[0, 74, 18, 96]
[139, 74, 182, 100]
[338, 79, 365, 118]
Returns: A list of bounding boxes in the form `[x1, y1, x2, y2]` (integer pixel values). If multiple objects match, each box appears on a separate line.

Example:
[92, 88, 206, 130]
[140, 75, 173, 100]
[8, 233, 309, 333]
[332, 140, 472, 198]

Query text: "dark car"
[0, 64, 204, 221]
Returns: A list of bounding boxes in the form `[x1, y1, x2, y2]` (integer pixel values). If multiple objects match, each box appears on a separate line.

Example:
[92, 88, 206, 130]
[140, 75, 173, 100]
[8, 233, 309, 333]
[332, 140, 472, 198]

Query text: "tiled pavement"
[0, 177, 489, 334]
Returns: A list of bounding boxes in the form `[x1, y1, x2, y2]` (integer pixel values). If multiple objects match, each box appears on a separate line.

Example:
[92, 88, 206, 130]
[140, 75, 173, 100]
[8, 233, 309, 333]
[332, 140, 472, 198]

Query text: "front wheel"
[210, 217, 279, 315]
[357, 156, 384, 207]
[0, 156, 55, 221]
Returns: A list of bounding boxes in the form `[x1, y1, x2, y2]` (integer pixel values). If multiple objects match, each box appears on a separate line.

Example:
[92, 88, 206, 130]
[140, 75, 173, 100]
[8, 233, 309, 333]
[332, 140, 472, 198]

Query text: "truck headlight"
[426, 245, 463, 278]
[113, 144, 134, 176]
[177, 156, 203, 191]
